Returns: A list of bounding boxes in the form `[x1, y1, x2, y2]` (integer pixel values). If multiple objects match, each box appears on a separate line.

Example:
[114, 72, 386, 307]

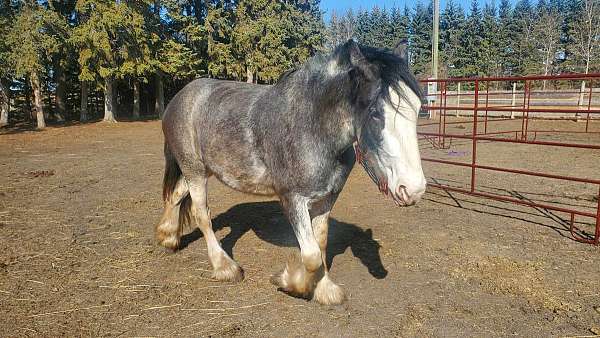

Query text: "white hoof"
[314, 274, 346, 305]
[270, 261, 313, 298]
[157, 231, 179, 251]
[270, 264, 291, 289]
[212, 258, 244, 283]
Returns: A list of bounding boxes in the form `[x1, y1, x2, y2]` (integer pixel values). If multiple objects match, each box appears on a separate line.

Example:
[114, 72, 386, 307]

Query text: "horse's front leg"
[271, 194, 325, 300]
[311, 195, 346, 305]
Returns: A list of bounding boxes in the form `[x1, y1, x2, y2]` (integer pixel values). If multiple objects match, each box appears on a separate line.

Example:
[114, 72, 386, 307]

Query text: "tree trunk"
[94, 88, 100, 117]
[103, 78, 117, 123]
[511, 82, 517, 119]
[45, 89, 51, 120]
[456, 82, 461, 117]
[80, 81, 89, 122]
[246, 67, 254, 84]
[154, 0, 161, 15]
[193, 0, 203, 24]
[31, 72, 46, 129]
[54, 66, 66, 122]
[133, 79, 140, 120]
[155, 73, 165, 118]
[25, 78, 33, 121]
[578, 81, 586, 106]
[0, 80, 9, 127]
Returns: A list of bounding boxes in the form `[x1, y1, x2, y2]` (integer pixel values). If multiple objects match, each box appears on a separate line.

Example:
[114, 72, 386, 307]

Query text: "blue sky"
[320, 0, 486, 18]
[321, 0, 412, 14]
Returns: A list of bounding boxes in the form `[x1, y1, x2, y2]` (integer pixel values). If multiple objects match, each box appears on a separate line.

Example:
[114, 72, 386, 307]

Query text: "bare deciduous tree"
[568, 0, 600, 104]
[532, 10, 562, 89]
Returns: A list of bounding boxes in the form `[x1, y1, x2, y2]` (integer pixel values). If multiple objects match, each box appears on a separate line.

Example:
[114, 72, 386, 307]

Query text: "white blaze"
[378, 82, 426, 200]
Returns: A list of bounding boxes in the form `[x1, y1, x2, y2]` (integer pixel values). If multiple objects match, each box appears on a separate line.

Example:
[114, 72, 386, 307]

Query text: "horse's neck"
[265, 73, 358, 154]
[301, 92, 357, 154]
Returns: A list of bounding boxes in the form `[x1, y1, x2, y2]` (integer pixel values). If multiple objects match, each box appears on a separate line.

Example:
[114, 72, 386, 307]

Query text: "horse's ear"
[393, 40, 409, 60]
[344, 39, 376, 80]
[345, 39, 364, 64]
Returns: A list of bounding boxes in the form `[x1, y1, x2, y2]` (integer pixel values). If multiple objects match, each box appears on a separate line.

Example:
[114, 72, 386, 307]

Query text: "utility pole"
[432, 0, 440, 80]
[428, 0, 440, 119]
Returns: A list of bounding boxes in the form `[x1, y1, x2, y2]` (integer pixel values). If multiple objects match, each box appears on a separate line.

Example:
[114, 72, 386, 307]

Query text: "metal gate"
[418, 73, 600, 245]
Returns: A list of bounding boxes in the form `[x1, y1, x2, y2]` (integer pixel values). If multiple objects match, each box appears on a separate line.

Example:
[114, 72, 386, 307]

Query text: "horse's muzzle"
[393, 184, 426, 207]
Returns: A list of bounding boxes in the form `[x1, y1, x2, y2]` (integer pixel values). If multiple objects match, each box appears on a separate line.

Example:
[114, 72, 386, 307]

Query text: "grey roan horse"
[157, 40, 426, 305]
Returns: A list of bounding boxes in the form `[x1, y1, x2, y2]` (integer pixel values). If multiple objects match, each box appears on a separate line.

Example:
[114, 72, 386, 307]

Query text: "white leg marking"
[189, 178, 243, 282]
[311, 211, 346, 305]
[272, 195, 325, 298]
[156, 177, 188, 250]
[314, 274, 346, 305]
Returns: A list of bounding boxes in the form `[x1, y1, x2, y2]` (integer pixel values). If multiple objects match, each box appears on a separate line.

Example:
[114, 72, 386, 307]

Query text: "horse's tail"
[162, 143, 192, 230]
[162, 142, 180, 202]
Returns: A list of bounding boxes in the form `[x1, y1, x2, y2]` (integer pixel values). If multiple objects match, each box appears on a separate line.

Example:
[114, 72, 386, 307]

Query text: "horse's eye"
[371, 110, 383, 120]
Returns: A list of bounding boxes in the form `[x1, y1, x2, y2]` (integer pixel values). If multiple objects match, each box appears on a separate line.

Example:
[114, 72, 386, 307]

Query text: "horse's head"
[333, 40, 426, 206]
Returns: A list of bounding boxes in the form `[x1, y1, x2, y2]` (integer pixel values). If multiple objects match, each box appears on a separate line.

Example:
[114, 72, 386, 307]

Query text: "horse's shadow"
[180, 201, 388, 279]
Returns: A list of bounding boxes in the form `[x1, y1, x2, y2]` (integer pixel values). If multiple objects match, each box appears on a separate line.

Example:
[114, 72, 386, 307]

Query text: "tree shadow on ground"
[180, 201, 388, 279]
[0, 117, 160, 135]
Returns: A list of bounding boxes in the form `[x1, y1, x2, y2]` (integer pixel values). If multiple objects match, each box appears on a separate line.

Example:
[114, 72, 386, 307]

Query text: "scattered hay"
[450, 254, 579, 312]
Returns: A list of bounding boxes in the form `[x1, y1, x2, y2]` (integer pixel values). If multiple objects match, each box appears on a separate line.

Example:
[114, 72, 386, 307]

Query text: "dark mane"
[274, 43, 423, 114]
[357, 45, 424, 107]
[275, 68, 298, 84]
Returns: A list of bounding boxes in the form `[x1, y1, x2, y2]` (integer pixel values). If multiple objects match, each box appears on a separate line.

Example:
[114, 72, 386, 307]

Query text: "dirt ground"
[1, 119, 600, 337]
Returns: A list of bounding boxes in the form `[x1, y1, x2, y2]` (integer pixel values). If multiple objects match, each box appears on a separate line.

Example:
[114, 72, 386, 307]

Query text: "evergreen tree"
[409, 2, 433, 77]
[480, 1, 501, 77]
[74, 1, 149, 122]
[205, 1, 235, 80]
[355, 9, 373, 45]
[497, 0, 515, 76]
[218, 0, 324, 83]
[2, 0, 598, 129]
[452, 0, 483, 77]
[512, 0, 536, 75]
[285, 0, 326, 66]
[389, 6, 410, 47]
[49, 0, 77, 122]
[0, 0, 14, 126]
[440, 0, 465, 77]
[369, 6, 391, 49]
[7, 2, 67, 129]
[251, 1, 293, 82]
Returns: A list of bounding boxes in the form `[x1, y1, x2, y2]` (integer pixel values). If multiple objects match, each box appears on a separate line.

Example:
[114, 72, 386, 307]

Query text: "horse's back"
[163, 78, 275, 195]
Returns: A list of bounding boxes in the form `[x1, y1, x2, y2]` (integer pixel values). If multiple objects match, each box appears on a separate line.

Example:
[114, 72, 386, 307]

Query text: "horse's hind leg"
[156, 177, 189, 250]
[188, 176, 244, 282]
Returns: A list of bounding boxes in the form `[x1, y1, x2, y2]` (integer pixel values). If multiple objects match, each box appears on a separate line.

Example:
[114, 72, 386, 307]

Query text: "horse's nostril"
[397, 185, 408, 203]
[397, 184, 424, 206]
